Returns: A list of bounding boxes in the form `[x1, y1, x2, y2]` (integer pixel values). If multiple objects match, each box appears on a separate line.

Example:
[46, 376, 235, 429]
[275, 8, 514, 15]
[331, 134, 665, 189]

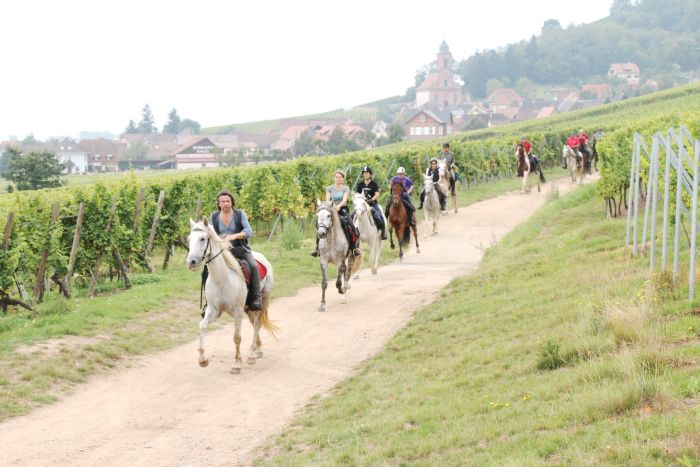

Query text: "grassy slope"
[255, 184, 699, 466]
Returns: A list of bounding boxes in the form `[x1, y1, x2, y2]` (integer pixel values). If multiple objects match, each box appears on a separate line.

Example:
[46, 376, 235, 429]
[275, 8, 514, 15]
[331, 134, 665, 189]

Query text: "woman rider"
[418, 157, 447, 212]
[355, 165, 387, 240]
[311, 170, 362, 257]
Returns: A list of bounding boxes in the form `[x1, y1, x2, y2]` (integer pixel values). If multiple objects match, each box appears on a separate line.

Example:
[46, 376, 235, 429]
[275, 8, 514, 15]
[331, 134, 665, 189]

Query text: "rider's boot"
[417, 192, 424, 209]
[246, 257, 263, 312]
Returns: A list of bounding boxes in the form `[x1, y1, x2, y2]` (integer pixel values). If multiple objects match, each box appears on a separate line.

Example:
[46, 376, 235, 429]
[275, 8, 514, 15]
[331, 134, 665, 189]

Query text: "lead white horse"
[186, 219, 277, 374]
[437, 160, 457, 213]
[422, 175, 441, 237]
[563, 145, 583, 183]
[352, 193, 383, 278]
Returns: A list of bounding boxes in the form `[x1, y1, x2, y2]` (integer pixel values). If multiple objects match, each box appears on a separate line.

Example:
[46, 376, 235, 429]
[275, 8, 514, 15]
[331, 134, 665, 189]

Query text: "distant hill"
[457, 0, 700, 98]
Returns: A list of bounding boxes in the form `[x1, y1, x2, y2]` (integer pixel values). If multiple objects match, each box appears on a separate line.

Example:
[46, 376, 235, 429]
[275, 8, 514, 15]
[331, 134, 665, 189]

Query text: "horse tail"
[259, 294, 280, 338]
[539, 168, 546, 184]
[350, 255, 362, 276]
[400, 225, 411, 248]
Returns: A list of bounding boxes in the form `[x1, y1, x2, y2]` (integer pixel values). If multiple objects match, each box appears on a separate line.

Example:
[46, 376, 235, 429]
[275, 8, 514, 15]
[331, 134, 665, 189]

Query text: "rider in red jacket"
[577, 129, 589, 150]
[567, 133, 580, 150]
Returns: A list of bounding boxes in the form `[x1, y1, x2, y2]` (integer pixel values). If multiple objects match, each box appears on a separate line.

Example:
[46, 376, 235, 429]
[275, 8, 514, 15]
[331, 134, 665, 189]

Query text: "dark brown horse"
[516, 144, 546, 193]
[388, 181, 420, 260]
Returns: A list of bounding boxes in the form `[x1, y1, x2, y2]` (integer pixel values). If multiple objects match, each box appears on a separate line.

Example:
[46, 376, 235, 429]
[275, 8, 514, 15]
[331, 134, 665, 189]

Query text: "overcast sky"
[1, 0, 613, 141]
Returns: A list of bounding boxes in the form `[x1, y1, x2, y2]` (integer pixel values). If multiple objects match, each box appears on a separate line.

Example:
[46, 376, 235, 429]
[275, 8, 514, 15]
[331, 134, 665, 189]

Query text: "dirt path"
[0, 176, 595, 467]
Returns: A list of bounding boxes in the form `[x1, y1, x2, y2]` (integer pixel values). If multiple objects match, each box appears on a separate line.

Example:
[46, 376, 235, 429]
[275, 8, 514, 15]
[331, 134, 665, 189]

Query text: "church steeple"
[437, 40, 453, 71]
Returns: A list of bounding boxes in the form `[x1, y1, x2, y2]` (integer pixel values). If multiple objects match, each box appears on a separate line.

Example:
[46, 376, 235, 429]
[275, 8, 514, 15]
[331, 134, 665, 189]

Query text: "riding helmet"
[430, 157, 438, 163]
[396, 166, 406, 174]
[361, 165, 372, 175]
[442, 143, 450, 148]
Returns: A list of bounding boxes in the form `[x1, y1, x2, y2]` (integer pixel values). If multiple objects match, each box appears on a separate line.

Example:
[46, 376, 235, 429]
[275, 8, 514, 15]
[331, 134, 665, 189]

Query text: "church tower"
[415, 40, 462, 109]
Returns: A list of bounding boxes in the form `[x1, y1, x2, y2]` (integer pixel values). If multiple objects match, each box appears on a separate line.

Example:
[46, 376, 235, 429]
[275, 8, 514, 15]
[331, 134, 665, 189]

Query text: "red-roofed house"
[272, 125, 311, 151]
[488, 88, 523, 111]
[580, 83, 613, 100]
[536, 106, 558, 119]
[608, 63, 640, 85]
[415, 41, 462, 109]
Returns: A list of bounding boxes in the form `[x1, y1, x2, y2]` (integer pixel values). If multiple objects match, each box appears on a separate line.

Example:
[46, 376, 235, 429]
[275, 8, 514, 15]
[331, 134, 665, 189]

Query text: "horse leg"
[423, 207, 429, 238]
[412, 224, 421, 254]
[197, 304, 218, 367]
[245, 310, 261, 365]
[389, 225, 395, 249]
[338, 262, 347, 303]
[245, 310, 264, 358]
[231, 310, 243, 374]
[520, 173, 527, 194]
[319, 261, 328, 312]
[537, 170, 541, 193]
[371, 235, 380, 275]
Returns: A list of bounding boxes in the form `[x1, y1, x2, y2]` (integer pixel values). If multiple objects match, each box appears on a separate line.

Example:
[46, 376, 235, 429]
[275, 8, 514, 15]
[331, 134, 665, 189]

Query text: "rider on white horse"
[355, 165, 387, 240]
[206, 190, 262, 311]
[418, 158, 447, 211]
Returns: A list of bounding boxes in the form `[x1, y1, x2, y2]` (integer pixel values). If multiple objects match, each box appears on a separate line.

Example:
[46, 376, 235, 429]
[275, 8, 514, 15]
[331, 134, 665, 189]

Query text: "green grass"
[0, 173, 536, 421]
[253, 184, 700, 466]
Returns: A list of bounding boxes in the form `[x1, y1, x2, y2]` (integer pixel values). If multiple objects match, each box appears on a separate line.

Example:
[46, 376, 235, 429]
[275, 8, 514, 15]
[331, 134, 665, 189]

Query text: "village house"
[580, 83, 613, 100]
[78, 138, 126, 172]
[171, 137, 221, 170]
[487, 88, 523, 112]
[415, 41, 462, 109]
[608, 63, 640, 85]
[403, 108, 453, 140]
[272, 125, 312, 151]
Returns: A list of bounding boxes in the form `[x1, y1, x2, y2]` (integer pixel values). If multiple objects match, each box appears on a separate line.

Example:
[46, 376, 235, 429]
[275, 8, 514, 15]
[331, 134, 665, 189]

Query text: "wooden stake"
[32, 201, 60, 302]
[62, 202, 85, 298]
[2, 212, 14, 250]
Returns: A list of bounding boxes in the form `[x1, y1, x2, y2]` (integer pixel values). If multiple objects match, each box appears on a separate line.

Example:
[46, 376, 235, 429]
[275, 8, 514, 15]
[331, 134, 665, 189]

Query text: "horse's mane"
[195, 222, 244, 277]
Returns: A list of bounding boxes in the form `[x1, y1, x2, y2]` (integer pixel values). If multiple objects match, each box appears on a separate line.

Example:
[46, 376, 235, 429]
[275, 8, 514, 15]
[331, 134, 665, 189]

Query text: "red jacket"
[577, 132, 589, 147]
[567, 136, 580, 149]
[522, 140, 533, 154]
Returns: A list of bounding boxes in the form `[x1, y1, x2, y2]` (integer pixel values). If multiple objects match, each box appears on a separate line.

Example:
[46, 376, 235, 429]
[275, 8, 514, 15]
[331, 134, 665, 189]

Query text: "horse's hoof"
[255, 350, 264, 358]
[340, 295, 347, 304]
[199, 359, 209, 368]
[371, 270, 377, 275]
[231, 366, 241, 374]
[416, 248, 421, 254]
[353, 274, 359, 280]
[318, 305, 325, 312]
[390, 245, 395, 249]
[247, 357, 256, 365]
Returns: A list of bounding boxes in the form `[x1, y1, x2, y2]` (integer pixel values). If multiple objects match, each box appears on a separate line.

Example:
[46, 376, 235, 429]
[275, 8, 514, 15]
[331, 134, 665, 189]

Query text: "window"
[443, 59, 447, 67]
[438, 127, 444, 136]
[410, 127, 416, 136]
[444, 80, 448, 87]
[420, 113, 426, 122]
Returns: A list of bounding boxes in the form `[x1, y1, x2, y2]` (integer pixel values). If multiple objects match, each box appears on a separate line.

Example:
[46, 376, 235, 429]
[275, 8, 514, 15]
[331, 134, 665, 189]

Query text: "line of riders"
[309, 142, 459, 258]
[563, 128, 600, 170]
[208, 132, 599, 313]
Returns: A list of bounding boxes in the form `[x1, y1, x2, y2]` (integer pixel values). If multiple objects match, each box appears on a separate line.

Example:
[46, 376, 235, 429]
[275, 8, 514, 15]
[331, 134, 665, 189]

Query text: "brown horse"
[516, 144, 546, 193]
[388, 181, 420, 260]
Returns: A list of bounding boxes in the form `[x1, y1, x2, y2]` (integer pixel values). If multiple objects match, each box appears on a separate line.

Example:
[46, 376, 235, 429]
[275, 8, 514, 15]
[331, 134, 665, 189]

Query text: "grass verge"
[253, 183, 700, 466]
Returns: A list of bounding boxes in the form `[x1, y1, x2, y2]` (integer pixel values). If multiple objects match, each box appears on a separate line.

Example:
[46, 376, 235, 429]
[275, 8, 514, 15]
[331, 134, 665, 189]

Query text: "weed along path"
[0, 176, 596, 466]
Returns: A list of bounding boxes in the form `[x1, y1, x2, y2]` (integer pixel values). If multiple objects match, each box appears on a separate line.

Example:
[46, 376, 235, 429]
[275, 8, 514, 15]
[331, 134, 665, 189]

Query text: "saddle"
[236, 259, 268, 285]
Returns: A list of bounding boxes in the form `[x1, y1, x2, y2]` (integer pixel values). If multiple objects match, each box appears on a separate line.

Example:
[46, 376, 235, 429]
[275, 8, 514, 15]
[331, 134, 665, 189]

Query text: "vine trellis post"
[627, 125, 700, 300]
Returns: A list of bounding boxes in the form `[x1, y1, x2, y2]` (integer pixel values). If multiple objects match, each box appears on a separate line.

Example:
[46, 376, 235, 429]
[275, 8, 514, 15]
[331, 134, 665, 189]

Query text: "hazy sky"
[1, 0, 613, 140]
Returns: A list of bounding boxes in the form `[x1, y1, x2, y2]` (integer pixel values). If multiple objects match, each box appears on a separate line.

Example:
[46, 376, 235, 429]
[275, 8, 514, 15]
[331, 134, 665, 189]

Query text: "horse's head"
[353, 193, 368, 216]
[516, 144, 525, 158]
[186, 219, 211, 270]
[423, 175, 434, 193]
[391, 181, 403, 203]
[315, 200, 334, 239]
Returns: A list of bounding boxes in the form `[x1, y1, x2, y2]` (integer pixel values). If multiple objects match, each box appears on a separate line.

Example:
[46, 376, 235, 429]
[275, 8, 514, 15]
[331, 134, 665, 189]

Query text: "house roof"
[171, 137, 216, 156]
[416, 74, 440, 91]
[609, 62, 640, 75]
[404, 107, 453, 125]
[581, 83, 612, 99]
[536, 106, 558, 118]
[279, 125, 311, 140]
[488, 88, 523, 106]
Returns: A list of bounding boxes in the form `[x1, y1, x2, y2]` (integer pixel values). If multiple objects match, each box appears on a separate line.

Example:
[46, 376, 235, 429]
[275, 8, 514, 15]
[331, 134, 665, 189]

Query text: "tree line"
[123, 104, 201, 135]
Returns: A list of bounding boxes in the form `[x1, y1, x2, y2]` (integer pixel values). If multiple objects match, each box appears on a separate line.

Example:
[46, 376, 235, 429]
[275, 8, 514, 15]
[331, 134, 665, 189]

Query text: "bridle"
[191, 226, 226, 265]
[316, 205, 334, 237]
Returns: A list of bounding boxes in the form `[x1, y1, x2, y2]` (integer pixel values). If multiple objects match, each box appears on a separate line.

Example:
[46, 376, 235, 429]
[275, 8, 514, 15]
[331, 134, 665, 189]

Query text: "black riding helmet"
[361, 165, 372, 175]
[442, 143, 450, 148]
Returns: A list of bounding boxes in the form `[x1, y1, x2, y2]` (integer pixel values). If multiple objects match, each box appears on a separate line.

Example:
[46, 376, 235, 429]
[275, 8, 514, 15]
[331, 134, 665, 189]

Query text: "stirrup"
[353, 248, 362, 257]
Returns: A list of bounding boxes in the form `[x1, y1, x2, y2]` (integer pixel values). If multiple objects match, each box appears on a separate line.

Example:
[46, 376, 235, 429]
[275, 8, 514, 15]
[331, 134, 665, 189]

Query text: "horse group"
[563, 143, 597, 184]
[185, 160, 465, 370]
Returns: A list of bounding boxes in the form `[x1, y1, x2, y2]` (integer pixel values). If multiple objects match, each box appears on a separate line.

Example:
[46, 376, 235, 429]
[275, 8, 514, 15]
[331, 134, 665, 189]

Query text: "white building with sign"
[172, 137, 221, 170]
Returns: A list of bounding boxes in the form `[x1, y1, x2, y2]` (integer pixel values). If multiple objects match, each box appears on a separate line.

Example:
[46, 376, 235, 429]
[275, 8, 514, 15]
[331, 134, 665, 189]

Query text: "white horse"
[315, 201, 362, 312]
[563, 145, 584, 183]
[422, 175, 441, 237]
[352, 193, 383, 278]
[437, 160, 457, 213]
[186, 219, 277, 374]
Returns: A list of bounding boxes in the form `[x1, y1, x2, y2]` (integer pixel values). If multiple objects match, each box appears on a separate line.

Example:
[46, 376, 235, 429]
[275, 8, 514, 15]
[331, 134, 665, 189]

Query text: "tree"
[180, 118, 201, 134]
[124, 120, 138, 134]
[292, 129, 317, 156]
[162, 108, 182, 134]
[541, 19, 561, 33]
[6, 147, 65, 190]
[21, 133, 39, 145]
[387, 124, 405, 144]
[137, 104, 157, 133]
